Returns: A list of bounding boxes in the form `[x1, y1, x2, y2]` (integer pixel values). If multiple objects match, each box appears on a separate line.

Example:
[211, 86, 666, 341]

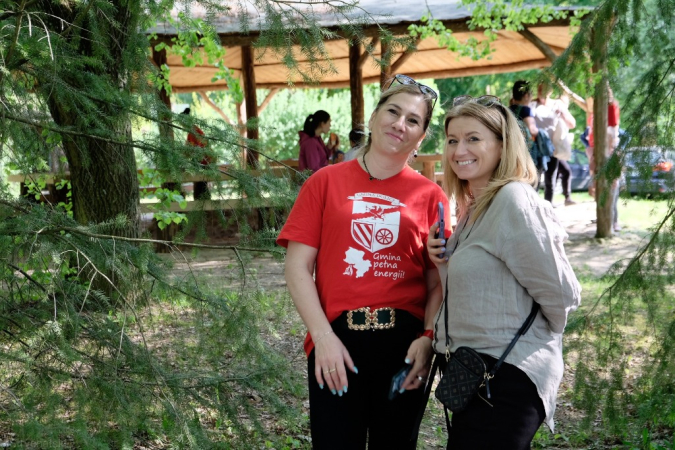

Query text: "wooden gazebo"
[148, 0, 578, 149]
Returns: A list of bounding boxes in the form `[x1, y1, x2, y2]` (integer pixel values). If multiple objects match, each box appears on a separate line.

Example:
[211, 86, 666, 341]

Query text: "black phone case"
[388, 364, 412, 400]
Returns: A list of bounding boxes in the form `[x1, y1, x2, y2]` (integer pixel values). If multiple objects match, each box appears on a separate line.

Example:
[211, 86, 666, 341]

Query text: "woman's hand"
[313, 332, 357, 396]
[401, 336, 434, 391]
[428, 222, 448, 266]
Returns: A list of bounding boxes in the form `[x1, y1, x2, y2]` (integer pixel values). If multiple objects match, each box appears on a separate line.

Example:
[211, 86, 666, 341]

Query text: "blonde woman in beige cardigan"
[428, 96, 581, 449]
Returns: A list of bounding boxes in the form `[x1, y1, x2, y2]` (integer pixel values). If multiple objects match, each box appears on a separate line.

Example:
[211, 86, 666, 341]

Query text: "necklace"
[362, 154, 382, 181]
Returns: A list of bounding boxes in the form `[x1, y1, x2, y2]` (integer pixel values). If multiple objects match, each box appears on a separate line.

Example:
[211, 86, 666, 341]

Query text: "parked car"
[568, 148, 592, 192]
[623, 146, 675, 195]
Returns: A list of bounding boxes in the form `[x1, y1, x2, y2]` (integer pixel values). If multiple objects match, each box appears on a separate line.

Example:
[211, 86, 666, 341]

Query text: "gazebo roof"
[148, 0, 578, 92]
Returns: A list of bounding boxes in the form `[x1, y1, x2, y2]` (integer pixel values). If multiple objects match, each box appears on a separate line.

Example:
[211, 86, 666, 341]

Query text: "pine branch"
[0, 0, 27, 87]
[584, 205, 675, 319]
[44, 226, 282, 254]
[5, 262, 47, 293]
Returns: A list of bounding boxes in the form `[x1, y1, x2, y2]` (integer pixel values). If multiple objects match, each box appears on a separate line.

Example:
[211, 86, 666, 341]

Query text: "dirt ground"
[158, 198, 653, 448]
[165, 198, 646, 286]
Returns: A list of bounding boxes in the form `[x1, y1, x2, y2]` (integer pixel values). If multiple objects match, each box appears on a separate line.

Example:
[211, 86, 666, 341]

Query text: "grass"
[2, 197, 674, 449]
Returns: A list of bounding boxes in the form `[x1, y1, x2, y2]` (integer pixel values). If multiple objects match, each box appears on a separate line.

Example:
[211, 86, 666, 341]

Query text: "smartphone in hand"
[389, 364, 412, 400]
[437, 202, 445, 259]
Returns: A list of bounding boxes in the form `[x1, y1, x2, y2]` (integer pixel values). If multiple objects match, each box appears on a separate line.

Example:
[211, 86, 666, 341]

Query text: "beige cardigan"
[432, 181, 582, 431]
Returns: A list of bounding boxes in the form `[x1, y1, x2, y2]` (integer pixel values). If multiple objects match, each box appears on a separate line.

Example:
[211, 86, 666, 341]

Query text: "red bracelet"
[418, 329, 434, 340]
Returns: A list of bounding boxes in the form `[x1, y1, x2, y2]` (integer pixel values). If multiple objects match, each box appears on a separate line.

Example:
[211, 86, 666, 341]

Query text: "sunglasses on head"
[452, 95, 502, 108]
[388, 74, 438, 110]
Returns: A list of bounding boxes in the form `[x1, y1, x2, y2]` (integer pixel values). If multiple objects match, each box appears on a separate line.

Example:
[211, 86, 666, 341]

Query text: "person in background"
[531, 84, 577, 206]
[332, 150, 345, 164]
[510, 80, 539, 140]
[298, 110, 333, 174]
[278, 74, 448, 449]
[327, 132, 341, 155]
[183, 107, 213, 200]
[428, 95, 581, 449]
[509, 80, 541, 187]
[343, 128, 366, 162]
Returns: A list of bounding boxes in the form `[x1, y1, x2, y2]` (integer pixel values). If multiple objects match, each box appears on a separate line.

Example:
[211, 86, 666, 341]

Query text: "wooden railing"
[7, 154, 444, 213]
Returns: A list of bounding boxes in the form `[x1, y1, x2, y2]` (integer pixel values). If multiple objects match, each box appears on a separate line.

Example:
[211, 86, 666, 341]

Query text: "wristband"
[418, 329, 434, 340]
[312, 330, 333, 345]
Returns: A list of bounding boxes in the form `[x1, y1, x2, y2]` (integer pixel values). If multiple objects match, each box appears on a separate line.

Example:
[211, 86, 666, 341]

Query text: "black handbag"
[434, 276, 540, 413]
[435, 346, 486, 413]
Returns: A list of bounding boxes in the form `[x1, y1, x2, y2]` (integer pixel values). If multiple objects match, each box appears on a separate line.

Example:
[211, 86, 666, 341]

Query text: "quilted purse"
[434, 346, 486, 413]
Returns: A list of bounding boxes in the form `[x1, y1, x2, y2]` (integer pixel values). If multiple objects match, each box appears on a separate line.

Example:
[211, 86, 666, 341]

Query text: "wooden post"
[151, 47, 180, 249]
[151, 47, 174, 140]
[380, 40, 392, 88]
[349, 40, 364, 128]
[241, 45, 259, 167]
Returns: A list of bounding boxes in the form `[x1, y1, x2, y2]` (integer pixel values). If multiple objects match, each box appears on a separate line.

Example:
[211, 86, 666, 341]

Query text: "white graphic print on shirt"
[343, 192, 406, 279]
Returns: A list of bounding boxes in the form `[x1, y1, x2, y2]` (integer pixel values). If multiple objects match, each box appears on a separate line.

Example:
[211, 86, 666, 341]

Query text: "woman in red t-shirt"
[278, 75, 448, 449]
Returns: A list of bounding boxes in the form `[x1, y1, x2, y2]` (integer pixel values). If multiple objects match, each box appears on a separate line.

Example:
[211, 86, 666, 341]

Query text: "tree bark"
[37, 0, 141, 238]
[592, 20, 614, 238]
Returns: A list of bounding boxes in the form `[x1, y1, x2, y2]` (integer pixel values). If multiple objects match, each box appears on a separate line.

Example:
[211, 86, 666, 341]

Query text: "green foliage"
[409, 0, 589, 61]
[0, 198, 306, 448]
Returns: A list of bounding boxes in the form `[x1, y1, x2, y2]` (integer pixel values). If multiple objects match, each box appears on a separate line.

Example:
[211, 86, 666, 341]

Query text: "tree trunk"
[48, 101, 140, 237]
[592, 18, 615, 238]
[35, 0, 143, 238]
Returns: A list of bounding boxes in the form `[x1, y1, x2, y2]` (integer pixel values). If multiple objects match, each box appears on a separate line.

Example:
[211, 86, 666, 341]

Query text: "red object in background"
[187, 126, 212, 165]
[654, 161, 673, 172]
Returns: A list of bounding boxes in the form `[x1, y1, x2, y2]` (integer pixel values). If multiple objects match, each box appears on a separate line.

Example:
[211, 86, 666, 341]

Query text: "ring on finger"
[324, 368, 336, 374]
[417, 375, 426, 382]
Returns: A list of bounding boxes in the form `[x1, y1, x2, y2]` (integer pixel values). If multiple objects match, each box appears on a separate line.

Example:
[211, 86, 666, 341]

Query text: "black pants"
[544, 156, 572, 202]
[307, 311, 425, 450]
[445, 354, 546, 450]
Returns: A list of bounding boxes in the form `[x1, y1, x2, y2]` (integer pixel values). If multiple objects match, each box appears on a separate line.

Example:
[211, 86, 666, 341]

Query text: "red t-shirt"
[277, 159, 450, 355]
[587, 101, 620, 147]
[608, 101, 620, 127]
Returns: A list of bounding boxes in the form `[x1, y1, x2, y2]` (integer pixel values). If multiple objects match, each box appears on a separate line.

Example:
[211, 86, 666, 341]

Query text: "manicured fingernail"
[405, 358, 411, 364]
[399, 388, 406, 394]
[441, 239, 446, 244]
[353, 366, 359, 374]
[337, 389, 343, 397]
[343, 385, 348, 394]
[319, 384, 324, 390]
[440, 247, 446, 252]
[331, 389, 337, 395]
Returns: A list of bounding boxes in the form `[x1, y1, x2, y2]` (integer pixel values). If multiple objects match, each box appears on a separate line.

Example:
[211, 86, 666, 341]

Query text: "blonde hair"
[354, 80, 435, 160]
[442, 101, 538, 221]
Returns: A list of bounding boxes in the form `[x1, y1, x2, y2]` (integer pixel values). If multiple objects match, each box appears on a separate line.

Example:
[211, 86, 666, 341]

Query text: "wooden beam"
[390, 38, 421, 74]
[349, 41, 365, 128]
[258, 88, 280, 115]
[198, 91, 234, 125]
[518, 27, 558, 63]
[241, 45, 259, 166]
[358, 36, 379, 70]
[172, 59, 552, 92]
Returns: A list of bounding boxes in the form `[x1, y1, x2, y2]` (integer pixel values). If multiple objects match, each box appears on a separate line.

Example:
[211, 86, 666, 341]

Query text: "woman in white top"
[428, 95, 582, 449]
